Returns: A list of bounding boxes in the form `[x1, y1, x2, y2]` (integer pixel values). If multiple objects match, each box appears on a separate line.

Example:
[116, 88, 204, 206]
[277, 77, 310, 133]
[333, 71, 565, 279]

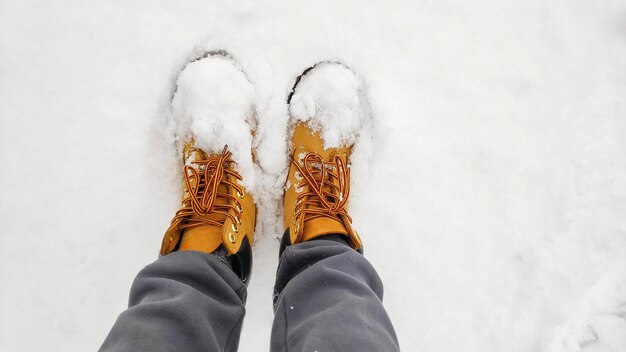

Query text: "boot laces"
[292, 152, 352, 224]
[171, 145, 245, 232]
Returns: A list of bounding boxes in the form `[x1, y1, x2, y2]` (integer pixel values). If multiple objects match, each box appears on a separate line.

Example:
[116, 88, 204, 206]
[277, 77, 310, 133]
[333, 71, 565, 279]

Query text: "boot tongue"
[299, 161, 349, 241]
[301, 218, 348, 242]
[289, 122, 354, 242]
[179, 150, 231, 253]
[179, 226, 223, 253]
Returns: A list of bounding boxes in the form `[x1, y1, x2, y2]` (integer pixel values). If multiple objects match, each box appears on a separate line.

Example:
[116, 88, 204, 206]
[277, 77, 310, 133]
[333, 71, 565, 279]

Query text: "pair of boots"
[160, 53, 364, 283]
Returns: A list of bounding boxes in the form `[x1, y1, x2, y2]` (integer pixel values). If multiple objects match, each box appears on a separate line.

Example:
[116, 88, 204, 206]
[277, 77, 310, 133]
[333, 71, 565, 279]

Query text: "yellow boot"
[283, 63, 364, 252]
[161, 141, 256, 281]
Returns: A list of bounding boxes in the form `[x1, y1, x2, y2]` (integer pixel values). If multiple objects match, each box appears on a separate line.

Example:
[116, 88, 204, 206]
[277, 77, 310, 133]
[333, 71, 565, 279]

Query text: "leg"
[271, 236, 400, 352]
[100, 251, 246, 352]
[99, 53, 258, 352]
[275, 62, 399, 351]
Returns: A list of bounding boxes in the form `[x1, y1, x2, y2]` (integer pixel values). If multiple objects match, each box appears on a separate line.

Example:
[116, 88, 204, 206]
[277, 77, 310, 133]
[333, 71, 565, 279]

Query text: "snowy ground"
[2, 0, 626, 351]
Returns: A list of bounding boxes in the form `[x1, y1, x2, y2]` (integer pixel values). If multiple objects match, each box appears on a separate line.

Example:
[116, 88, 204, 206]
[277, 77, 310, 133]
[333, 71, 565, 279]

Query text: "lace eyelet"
[237, 189, 245, 199]
[232, 223, 239, 233]
[236, 217, 242, 225]
[228, 232, 236, 243]
[236, 203, 243, 212]
[294, 171, 303, 181]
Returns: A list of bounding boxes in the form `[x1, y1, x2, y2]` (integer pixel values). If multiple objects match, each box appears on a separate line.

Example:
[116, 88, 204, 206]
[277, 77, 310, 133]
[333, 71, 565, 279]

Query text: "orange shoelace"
[171, 146, 245, 232]
[292, 152, 352, 224]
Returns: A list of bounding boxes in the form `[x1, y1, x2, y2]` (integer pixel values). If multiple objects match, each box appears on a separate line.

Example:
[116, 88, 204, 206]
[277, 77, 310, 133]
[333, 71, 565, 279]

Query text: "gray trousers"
[100, 237, 399, 352]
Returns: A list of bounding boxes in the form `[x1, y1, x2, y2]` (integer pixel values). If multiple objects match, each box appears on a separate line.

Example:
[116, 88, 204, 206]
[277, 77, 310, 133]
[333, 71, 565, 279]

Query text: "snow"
[288, 62, 375, 195]
[289, 62, 367, 149]
[1, 1, 626, 351]
[171, 54, 257, 190]
[550, 263, 626, 351]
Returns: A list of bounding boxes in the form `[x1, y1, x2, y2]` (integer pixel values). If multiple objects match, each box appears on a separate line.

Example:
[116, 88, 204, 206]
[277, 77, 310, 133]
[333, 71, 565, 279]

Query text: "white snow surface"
[2, 1, 626, 351]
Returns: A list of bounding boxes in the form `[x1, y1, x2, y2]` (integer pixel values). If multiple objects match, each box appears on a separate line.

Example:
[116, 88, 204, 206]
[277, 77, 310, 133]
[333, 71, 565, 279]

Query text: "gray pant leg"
[271, 237, 400, 352]
[99, 250, 246, 352]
